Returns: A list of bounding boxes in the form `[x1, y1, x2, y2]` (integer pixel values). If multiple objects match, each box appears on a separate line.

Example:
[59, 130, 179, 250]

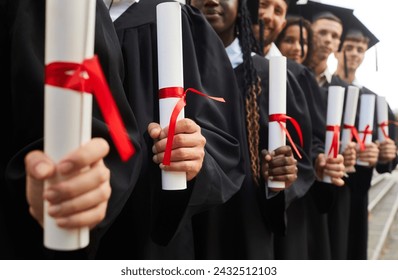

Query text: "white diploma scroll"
[341, 86, 359, 152]
[323, 86, 345, 183]
[268, 56, 287, 189]
[157, 2, 187, 190]
[357, 94, 376, 166]
[377, 95, 389, 142]
[44, 0, 96, 250]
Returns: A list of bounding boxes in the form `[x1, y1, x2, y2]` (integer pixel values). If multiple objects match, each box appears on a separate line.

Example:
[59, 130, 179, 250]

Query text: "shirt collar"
[225, 38, 243, 69]
[265, 43, 282, 59]
[103, 0, 140, 22]
[317, 67, 332, 87]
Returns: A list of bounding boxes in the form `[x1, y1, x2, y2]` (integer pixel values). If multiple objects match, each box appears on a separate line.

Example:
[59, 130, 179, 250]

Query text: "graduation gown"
[347, 86, 398, 259]
[273, 60, 318, 259]
[193, 54, 314, 259]
[95, 0, 245, 259]
[1, 0, 144, 259]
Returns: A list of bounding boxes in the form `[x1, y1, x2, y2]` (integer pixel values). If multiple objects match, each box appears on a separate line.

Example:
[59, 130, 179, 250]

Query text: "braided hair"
[237, 0, 263, 186]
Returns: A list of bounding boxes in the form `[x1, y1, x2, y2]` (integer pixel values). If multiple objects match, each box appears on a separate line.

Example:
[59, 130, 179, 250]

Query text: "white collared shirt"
[103, 0, 140, 22]
[317, 67, 333, 87]
[352, 77, 363, 89]
[225, 38, 244, 69]
[265, 43, 282, 59]
[225, 38, 256, 69]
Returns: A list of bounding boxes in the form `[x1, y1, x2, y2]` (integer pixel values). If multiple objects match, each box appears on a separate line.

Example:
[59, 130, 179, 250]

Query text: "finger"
[148, 122, 162, 139]
[153, 147, 204, 164]
[268, 165, 297, 177]
[159, 160, 201, 174]
[153, 132, 206, 154]
[273, 146, 293, 157]
[270, 173, 297, 183]
[55, 201, 108, 229]
[45, 160, 110, 204]
[48, 180, 111, 218]
[25, 150, 55, 180]
[57, 138, 110, 175]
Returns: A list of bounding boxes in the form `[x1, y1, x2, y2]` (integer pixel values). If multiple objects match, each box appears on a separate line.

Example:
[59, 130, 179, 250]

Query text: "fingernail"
[35, 162, 52, 176]
[58, 161, 74, 174]
[152, 155, 158, 163]
[48, 204, 61, 215]
[152, 145, 157, 154]
[44, 190, 57, 201]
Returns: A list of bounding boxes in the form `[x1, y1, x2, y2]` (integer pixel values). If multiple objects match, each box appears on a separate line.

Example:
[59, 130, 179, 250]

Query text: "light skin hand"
[261, 145, 298, 191]
[25, 137, 111, 229]
[342, 142, 357, 171]
[148, 118, 206, 181]
[377, 138, 397, 164]
[315, 153, 345, 186]
[357, 142, 379, 166]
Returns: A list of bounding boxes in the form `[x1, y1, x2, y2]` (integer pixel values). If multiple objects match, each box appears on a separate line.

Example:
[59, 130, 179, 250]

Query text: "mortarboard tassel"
[344, 49, 348, 78]
[299, 17, 304, 58]
[259, 18, 265, 56]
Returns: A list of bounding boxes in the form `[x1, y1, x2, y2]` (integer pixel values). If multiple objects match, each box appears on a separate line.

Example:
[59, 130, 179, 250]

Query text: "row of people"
[1, 0, 396, 260]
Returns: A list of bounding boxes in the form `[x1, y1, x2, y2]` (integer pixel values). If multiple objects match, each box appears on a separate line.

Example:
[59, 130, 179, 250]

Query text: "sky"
[310, 0, 398, 112]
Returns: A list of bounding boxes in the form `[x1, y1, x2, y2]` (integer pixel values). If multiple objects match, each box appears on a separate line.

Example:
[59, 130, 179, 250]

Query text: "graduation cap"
[340, 14, 379, 77]
[288, 0, 354, 50]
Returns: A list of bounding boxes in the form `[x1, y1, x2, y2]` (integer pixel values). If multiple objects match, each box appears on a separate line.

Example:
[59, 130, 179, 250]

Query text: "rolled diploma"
[341, 86, 359, 152]
[323, 86, 345, 183]
[268, 56, 286, 189]
[157, 2, 187, 190]
[357, 94, 375, 166]
[377, 95, 388, 142]
[44, 0, 96, 250]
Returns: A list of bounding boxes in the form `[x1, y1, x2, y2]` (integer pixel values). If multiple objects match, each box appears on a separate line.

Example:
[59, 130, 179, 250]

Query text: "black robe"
[2, 0, 245, 260]
[193, 54, 314, 259]
[347, 85, 397, 259]
[274, 60, 328, 259]
[95, 0, 246, 259]
[1, 0, 143, 259]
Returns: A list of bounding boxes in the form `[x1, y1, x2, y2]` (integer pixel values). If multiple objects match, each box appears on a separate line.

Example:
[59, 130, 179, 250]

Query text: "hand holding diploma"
[25, 138, 111, 230]
[148, 119, 206, 181]
[261, 146, 298, 191]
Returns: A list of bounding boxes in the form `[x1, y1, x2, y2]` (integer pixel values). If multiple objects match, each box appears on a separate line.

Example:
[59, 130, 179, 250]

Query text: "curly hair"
[238, 0, 263, 186]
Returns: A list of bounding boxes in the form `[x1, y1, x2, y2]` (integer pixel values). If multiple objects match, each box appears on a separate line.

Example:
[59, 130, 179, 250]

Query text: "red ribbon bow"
[159, 87, 225, 166]
[343, 124, 365, 151]
[326, 125, 340, 158]
[378, 121, 390, 140]
[268, 113, 303, 159]
[45, 55, 135, 161]
[359, 125, 373, 147]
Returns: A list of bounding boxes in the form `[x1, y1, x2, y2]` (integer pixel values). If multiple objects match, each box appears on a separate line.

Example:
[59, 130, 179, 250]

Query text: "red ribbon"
[269, 114, 303, 159]
[378, 121, 390, 140]
[159, 87, 225, 165]
[359, 125, 373, 147]
[45, 56, 135, 162]
[343, 124, 365, 151]
[326, 125, 340, 158]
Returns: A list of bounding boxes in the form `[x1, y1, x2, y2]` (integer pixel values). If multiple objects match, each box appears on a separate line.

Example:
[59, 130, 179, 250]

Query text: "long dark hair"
[237, 0, 262, 186]
[275, 16, 314, 66]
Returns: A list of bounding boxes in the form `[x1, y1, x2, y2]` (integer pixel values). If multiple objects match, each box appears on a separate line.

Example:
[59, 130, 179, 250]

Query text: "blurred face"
[311, 18, 342, 63]
[278, 24, 308, 64]
[253, 0, 287, 47]
[336, 39, 368, 73]
[190, 0, 238, 46]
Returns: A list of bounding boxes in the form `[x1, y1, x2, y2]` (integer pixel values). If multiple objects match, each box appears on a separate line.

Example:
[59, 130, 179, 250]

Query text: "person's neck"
[335, 67, 356, 84]
[312, 60, 328, 76]
[263, 43, 272, 56]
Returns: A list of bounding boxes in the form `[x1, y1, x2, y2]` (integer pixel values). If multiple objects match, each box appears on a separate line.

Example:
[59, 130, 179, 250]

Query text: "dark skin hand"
[261, 145, 298, 191]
